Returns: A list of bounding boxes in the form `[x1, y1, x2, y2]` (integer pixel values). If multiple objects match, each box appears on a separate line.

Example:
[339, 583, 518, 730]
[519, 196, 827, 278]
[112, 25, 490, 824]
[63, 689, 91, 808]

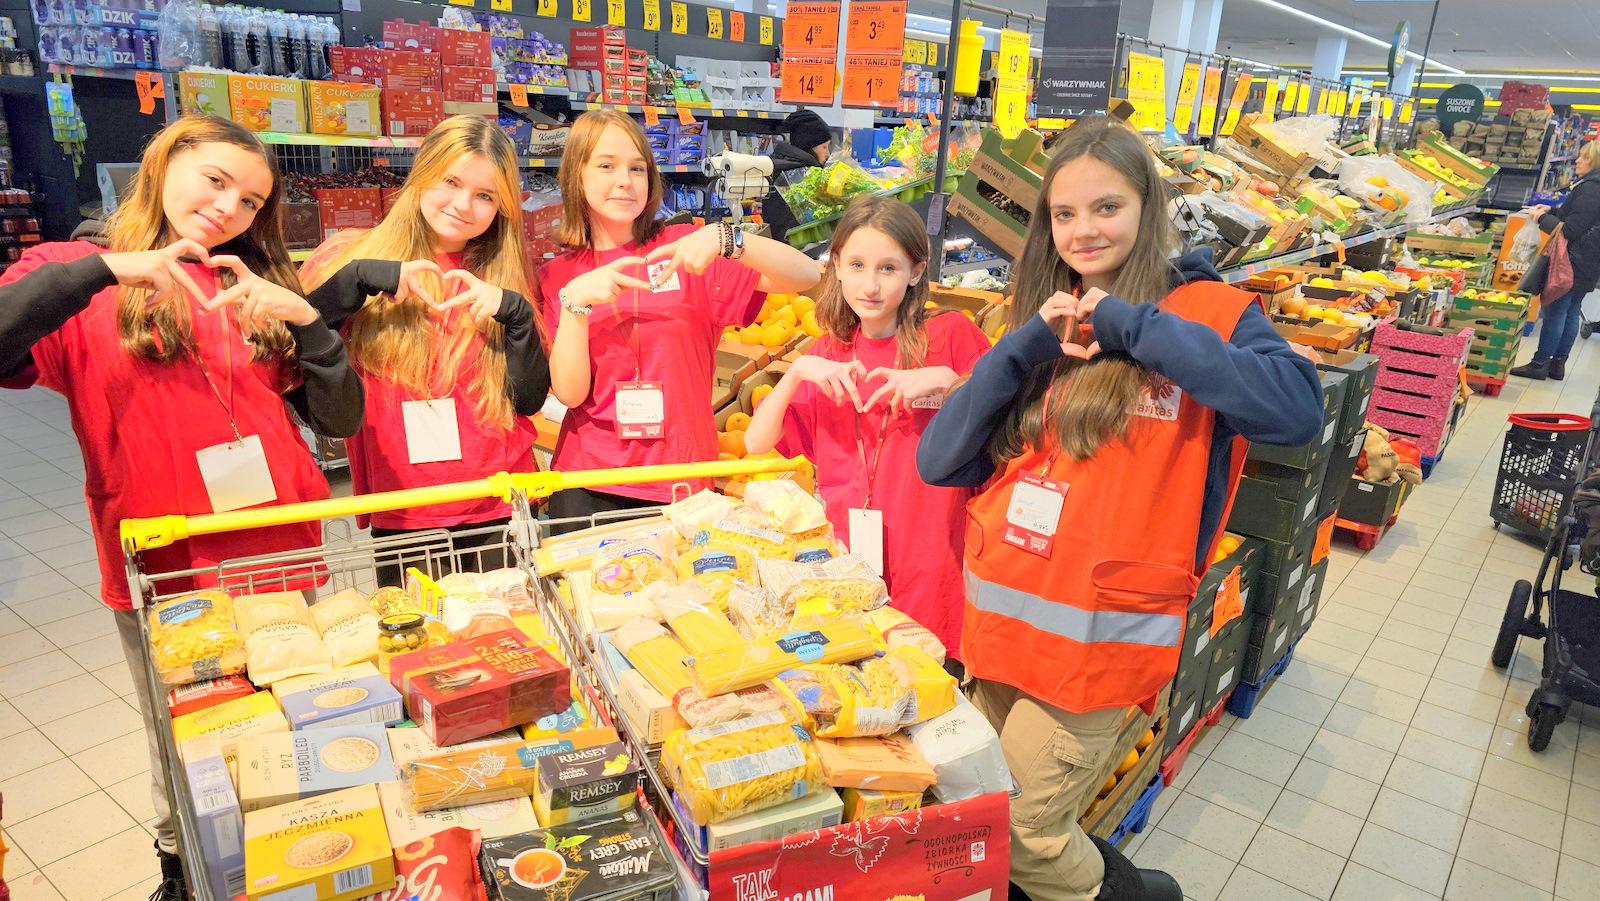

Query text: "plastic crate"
[1107, 776, 1164, 846]
[1225, 640, 1298, 719]
[1491, 413, 1592, 543]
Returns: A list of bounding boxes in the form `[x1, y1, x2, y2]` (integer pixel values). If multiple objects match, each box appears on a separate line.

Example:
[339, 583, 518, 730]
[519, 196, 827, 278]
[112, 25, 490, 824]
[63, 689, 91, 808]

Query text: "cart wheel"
[1583, 322, 1594, 340]
[1528, 702, 1560, 752]
[1492, 580, 1533, 669]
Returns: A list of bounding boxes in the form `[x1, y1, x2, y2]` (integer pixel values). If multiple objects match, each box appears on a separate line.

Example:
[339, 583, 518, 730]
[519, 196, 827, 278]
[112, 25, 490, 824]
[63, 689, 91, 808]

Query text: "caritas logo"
[1135, 374, 1182, 421]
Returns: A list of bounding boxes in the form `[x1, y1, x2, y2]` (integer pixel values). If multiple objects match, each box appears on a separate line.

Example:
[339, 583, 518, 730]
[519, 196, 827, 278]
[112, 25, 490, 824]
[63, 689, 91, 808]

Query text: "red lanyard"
[627, 285, 644, 381]
[852, 347, 899, 510]
[186, 278, 244, 444]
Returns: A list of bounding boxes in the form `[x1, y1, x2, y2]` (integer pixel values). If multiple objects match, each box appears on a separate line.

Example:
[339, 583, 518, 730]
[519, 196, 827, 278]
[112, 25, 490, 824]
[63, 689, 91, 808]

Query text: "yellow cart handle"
[120, 456, 806, 552]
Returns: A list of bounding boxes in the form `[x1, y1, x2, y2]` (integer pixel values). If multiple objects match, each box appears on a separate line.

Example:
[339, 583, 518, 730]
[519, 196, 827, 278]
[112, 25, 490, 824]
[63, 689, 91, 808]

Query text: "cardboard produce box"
[306, 81, 381, 137]
[178, 71, 231, 119]
[227, 75, 306, 133]
[383, 89, 444, 138]
[1232, 114, 1317, 179]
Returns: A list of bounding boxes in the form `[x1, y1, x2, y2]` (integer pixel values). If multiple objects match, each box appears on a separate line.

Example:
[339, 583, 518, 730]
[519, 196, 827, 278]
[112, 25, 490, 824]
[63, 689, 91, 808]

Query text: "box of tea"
[388, 628, 569, 746]
[480, 809, 675, 901]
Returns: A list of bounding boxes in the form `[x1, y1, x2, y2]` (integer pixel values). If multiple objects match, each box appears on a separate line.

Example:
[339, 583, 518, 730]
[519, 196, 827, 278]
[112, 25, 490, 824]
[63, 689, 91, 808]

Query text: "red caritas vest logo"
[1136, 374, 1182, 421]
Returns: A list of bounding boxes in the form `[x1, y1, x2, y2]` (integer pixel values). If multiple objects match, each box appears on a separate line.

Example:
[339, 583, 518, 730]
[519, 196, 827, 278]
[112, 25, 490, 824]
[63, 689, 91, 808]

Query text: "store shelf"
[567, 100, 788, 121]
[941, 257, 1006, 276]
[257, 133, 425, 149]
[46, 63, 157, 81]
[1219, 208, 1478, 284]
[497, 83, 570, 100]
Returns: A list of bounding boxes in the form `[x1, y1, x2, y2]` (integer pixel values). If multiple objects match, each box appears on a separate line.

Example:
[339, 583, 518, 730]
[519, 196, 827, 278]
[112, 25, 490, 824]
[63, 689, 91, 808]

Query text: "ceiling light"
[1238, 0, 1465, 75]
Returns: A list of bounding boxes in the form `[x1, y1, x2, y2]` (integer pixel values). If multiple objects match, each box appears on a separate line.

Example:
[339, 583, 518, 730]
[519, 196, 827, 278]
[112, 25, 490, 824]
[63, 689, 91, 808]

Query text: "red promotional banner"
[709, 791, 1010, 901]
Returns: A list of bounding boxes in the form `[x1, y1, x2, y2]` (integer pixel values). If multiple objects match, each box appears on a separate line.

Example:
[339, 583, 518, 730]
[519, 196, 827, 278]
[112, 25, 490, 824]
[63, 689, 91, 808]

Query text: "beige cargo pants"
[969, 678, 1131, 901]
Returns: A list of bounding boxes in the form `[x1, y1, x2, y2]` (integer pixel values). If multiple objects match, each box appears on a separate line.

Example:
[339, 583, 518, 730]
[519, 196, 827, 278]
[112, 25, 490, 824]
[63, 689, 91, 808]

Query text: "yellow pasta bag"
[756, 555, 888, 613]
[743, 481, 829, 534]
[865, 606, 948, 663]
[728, 582, 793, 642]
[677, 534, 755, 611]
[663, 489, 736, 540]
[689, 620, 878, 695]
[611, 619, 783, 728]
[771, 647, 954, 738]
[889, 645, 958, 725]
[705, 520, 789, 557]
[592, 533, 677, 595]
[652, 584, 744, 655]
[789, 534, 846, 564]
[661, 710, 823, 825]
[147, 590, 247, 686]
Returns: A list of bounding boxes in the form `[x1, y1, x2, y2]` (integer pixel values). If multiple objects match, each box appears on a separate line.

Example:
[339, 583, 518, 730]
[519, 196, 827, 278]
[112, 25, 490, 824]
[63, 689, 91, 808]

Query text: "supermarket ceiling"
[908, 0, 1600, 76]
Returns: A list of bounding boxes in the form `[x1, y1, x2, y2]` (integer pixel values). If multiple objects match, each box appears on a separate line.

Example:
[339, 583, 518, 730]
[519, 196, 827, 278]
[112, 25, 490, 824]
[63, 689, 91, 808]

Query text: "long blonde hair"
[815, 194, 936, 366]
[555, 109, 664, 249]
[302, 115, 532, 429]
[987, 116, 1178, 463]
[107, 115, 299, 362]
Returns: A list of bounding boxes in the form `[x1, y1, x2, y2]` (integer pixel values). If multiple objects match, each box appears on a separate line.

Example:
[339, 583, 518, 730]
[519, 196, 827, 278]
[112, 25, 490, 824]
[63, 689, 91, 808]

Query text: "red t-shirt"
[537, 224, 763, 501]
[304, 245, 538, 530]
[1, 242, 330, 609]
[776, 313, 991, 657]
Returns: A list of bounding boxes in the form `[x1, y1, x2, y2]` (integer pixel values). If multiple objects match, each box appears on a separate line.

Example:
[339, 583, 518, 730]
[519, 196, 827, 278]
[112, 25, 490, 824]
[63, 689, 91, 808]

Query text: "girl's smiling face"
[1047, 155, 1143, 288]
[582, 124, 650, 234]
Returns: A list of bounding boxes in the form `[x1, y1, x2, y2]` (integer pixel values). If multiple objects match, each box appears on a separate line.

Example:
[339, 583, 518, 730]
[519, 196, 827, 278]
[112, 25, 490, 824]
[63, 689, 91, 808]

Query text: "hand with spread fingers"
[202, 254, 319, 328]
[100, 238, 215, 309]
[559, 255, 653, 312]
[863, 366, 960, 418]
[1037, 288, 1104, 362]
[644, 225, 724, 286]
[393, 259, 445, 306]
[787, 355, 869, 410]
[432, 269, 511, 327]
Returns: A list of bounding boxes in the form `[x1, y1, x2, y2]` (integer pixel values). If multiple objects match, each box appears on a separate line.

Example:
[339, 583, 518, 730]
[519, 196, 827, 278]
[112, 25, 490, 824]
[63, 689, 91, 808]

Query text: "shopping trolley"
[1490, 413, 1594, 544]
[119, 457, 806, 901]
[1491, 391, 1600, 751]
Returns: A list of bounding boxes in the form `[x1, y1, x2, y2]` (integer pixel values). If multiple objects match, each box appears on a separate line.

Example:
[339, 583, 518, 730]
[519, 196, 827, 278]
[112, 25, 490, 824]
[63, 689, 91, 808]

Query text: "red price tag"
[779, 58, 837, 105]
[135, 71, 164, 115]
[508, 83, 529, 106]
[1212, 566, 1243, 636]
[730, 11, 745, 41]
[842, 56, 900, 109]
[643, 106, 660, 126]
[676, 105, 697, 126]
[845, 1, 906, 55]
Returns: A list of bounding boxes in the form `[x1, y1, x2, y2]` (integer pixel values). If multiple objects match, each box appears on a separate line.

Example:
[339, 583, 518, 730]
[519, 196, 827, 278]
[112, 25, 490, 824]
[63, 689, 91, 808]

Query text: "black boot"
[1091, 835, 1182, 901]
[1510, 359, 1551, 380]
[1549, 358, 1567, 380]
[150, 841, 186, 901]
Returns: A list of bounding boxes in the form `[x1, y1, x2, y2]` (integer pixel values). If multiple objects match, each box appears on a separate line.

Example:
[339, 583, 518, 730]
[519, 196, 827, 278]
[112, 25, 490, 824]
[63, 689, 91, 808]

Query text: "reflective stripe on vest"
[966, 569, 1184, 648]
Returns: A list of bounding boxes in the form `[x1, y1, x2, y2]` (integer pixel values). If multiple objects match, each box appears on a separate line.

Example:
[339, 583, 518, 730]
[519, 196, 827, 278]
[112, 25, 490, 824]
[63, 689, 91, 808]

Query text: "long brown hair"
[554, 109, 664, 249]
[106, 115, 299, 362]
[301, 115, 532, 429]
[988, 116, 1178, 463]
[815, 194, 936, 366]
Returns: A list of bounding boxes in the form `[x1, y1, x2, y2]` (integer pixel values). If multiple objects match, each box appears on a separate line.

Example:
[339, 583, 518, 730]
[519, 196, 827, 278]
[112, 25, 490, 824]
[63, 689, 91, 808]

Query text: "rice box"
[480, 809, 675, 901]
[173, 690, 289, 771]
[306, 82, 381, 138]
[243, 784, 395, 901]
[227, 74, 307, 134]
[388, 627, 570, 746]
[184, 746, 247, 901]
[237, 722, 397, 812]
[178, 72, 231, 119]
[386, 726, 525, 767]
[532, 741, 638, 826]
[376, 780, 539, 848]
[273, 663, 404, 731]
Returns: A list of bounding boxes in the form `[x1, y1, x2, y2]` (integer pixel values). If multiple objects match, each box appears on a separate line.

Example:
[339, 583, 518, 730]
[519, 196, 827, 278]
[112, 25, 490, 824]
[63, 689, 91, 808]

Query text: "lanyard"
[627, 284, 644, 381]
[191, 306, 244, 444]
[852, 347, 899, 510]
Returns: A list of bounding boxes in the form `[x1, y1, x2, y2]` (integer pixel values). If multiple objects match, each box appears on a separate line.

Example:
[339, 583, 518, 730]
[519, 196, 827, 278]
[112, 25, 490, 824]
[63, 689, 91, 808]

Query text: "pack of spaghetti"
[756, 555, 888, 613]
[611, 618, 779, 729]
[677, 534, 756, 611]
[148, 590, 248, 686]
[743, 481, 829, 534]
[661, 710, 824, 825]
[865, 606, 948, 663]
[688, 620, 878, 695]
[773, 646, 956, 738]
[651, 584, 743, 655]
[400, 734, 548, 812]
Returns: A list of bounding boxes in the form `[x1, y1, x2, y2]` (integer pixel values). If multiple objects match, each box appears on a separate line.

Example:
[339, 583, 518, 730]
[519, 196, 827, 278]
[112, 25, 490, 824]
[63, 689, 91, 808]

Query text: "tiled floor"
[3, 330, 1600, 900]
[1129, 332, 1600, 901]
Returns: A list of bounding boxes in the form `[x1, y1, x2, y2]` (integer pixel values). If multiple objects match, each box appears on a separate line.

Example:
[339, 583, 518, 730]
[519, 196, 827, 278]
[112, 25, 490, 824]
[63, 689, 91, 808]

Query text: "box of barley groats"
[243, 784, 395, 901]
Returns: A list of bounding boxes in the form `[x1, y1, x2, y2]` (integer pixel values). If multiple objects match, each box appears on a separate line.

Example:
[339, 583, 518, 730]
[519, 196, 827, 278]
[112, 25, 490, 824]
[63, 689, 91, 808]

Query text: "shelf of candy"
[534, 483, 1013, 870]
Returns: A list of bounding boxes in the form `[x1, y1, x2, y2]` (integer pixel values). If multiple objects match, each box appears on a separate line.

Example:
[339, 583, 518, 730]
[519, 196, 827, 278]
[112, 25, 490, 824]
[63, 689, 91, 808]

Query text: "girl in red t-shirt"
[0, 115, 366, 899]
[744, 195, 989, 659]
[537, 109, 821, 521]
[301, 116, 549, 581]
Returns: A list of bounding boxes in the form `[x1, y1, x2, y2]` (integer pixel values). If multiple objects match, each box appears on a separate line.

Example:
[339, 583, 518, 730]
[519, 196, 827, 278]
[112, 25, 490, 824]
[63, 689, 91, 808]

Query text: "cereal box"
[387, 627, 570, 746]
[243, 784, 395, 901]
[226, 74, 307, 134]
[273, 664, 404, 731]
[532, 741, 638, 826]
[178, 72, 231, 119]
[306, 82, 381, 138]
[184, 745, 247, 901]
[173, 690, 290, 772]
[376, 780, 539, 848]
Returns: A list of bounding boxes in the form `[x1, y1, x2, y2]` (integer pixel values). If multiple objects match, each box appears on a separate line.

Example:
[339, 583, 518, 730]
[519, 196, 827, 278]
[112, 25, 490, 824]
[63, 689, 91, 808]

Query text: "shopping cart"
[1490, 413, 1593, 544]
[119, 457, 805, 901]
[1491, 392, 1600, 751]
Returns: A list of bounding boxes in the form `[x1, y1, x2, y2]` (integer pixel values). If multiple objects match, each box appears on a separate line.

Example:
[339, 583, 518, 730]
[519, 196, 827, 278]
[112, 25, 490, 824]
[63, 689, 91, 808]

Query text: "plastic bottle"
[198, 1, 220, 68]
[304, 16, 328, 79]
[266, 11, 289, 77]
[217, 5, 234, 70]
[244, 6, 266, 73]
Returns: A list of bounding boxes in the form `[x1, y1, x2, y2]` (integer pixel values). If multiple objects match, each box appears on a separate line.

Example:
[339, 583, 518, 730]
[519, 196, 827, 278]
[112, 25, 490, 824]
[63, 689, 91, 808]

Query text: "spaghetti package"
[743, 481, 828, 534]
[234, 591, 333, 685]
[756, 556, 888, 613]
[664, 489, 736, 540]
[147, 590, 248, 686]
[441, 593, 515, 639]
[688, 620, 878, 695]
[772, 647, 956, 738]
[865, 605, 948, 663]
[661, 711, 824, 825]
[309, 589, 382, 669]
[677, 535, 756, 611]
[651, 584, 743, 655]
[400, 734, 555, 812]
[611, 619, 783, 729]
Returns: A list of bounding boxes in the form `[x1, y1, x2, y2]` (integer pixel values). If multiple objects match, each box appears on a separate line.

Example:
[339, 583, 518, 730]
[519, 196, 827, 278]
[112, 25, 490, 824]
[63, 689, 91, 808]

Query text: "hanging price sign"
[780, 58, 837, 104]
[573, 0, 591, 22]
[841, 1, 905, 109]
[1197, 66, 1222, 134]
[760, 16, 774, 45]
[1125, 52, 1166, 131]
[846, 1, 906, 54]
[677, 105, 696, 125]
[785, 3, 841, 53]
[996, 28, 1029, 84]
[1173, 62, 1201, 131]
[1400, 99, 1415, 123]
[1220, 73, 1252, 135]
[643, 0, 661, 29]
[903, 39, 926, 65]
[994, 83, 1028, 138]
[608, 0, 624, 25]
[671, 1, 687, 33]
[842, 54, 899, 108]
[1281, 79, 1299, 116]
[1262, 76, 1282, 122]
[1297, 80, 1311, 113]
[707, 7, 723, 38]
[730, 12, 745, 41]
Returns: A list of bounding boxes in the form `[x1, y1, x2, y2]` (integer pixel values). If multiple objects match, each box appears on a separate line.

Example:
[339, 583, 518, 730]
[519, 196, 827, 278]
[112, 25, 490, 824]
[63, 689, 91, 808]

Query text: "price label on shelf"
[608, 0, 624, 25]
[135, 70, 164, 115]
[643, 0, 661, 30]
[760, 16, 774, 45]
[903, 39, 926, 65]
[707, 7, 723, 38]
[842, 55, 898, 108]
[845, 1, 906, 55]
[730, 11, 745, 41]
[448, 0, 474, 6]
[573, 0, 591, 21]
[536, 0, 556, 16]
[643, 106, 660, 126]
[508, 83, 529, 106]
[780, 57, 837, 105]
[671, 1, 687, 33]
[677, 105, 697, 126]
[491, 0, 511, 9]
[785, 2, 841, 52]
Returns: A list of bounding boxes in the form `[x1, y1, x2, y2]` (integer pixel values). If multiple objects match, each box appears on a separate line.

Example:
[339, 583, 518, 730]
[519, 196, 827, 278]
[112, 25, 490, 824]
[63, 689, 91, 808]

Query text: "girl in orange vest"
[918, 116, 1323, 901]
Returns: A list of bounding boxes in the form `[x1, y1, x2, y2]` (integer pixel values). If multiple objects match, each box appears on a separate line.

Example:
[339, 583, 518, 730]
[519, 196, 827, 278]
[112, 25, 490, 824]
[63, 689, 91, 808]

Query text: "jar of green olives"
[377, 612, 427, 670]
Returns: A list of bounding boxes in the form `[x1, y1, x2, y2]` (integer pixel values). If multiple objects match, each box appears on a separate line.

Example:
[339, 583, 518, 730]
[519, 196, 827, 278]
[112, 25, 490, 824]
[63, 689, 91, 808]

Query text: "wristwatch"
[728, 224, 747, 260]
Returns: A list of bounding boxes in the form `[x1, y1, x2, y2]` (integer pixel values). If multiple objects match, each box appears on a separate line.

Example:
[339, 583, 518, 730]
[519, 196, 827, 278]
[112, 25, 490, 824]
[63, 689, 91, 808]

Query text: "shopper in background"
[745, 194, 988, 664]
[537, 109, 819, 526]
[1510, 139, 1600, 381]
[761, 109, 835, 244]
[917, 116, 1323, 901]
[301, 115, 547, 583]
[0, 115, 365, 901]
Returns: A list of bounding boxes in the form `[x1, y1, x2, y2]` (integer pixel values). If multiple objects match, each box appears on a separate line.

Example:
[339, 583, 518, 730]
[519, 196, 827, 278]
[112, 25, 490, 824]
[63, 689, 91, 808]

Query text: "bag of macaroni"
[707, 790, 1009, 901]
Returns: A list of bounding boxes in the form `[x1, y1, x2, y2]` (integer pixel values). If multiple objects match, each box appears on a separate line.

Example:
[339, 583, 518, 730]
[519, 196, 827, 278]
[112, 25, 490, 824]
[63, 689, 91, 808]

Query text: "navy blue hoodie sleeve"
[1091, 295, 1323, 446]
[916, 314, 1063, 487]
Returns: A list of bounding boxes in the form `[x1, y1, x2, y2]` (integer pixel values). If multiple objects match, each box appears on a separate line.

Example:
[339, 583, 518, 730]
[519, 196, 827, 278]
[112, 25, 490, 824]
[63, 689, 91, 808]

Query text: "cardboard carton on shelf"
[227, 75, 307, 133]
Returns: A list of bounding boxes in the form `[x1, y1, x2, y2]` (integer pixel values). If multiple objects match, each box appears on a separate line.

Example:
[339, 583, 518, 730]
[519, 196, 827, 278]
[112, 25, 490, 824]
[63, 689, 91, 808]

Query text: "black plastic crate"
[1316, 349, 1379, 440]
[1491, 413, 1592, 544]
[1242, 612, 1294, 683]
[1228, 471, 1327, 542]
[1319, 429, 1367, 517]
[1342, 477, 1414, 527]
[1204, 616, 1250, 709]
[1247, 371, 1348, 470]
[1258, 521, 1321, 579]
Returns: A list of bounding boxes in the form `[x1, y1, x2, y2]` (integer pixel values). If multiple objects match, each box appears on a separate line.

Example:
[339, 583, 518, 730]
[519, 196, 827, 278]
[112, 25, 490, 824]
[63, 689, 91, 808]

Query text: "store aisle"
[1129, 333, 1600, 901]
[0, 338, 1598, 901]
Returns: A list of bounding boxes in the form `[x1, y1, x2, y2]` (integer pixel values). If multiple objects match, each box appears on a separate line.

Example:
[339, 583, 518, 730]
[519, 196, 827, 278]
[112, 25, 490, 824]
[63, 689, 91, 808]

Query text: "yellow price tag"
[608, 0, 624, 25]
[537, 0, 556, 16]
[707, 7, 723, 39]
[760, 15, 773, 45]
[491, 0, 511, 8]
[448, 0, 474, 6]
[573, 0, 591, 21]
[643, 0, 661, 30]
[671, 2, 687, 34]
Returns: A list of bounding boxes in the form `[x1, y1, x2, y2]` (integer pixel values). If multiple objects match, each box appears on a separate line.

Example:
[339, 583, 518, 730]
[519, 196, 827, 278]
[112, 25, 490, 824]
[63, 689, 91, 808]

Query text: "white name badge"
[195, 434, 278, 513]
[401, 399, 464, 464]
[1002, 472, 1068, 557]
[848, 507, 885, 575]
[616, 381, 666, 439]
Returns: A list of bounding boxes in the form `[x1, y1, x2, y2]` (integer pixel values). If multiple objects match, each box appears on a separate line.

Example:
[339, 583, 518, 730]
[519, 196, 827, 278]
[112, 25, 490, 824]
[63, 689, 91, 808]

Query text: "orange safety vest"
[962, 280, 1260, 714]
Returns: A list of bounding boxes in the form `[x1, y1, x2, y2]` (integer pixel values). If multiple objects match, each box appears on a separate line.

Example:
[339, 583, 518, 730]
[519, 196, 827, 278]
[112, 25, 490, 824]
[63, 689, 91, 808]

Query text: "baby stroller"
[1492, 391, 1600, 751]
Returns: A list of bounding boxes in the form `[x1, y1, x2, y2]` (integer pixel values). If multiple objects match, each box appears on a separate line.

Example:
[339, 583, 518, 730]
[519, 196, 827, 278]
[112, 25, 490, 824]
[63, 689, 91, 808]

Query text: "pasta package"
[906, 695, 1012, 803]
[591, 533, 677, 596]
[728, 582, 792, 642]
[442, 593, 515, 639]
[400, 734, 561, 812]
[661, 711, 824, 825]
[652, 584, 744, 655]
[234, 591, 334, 685]
[664, 489, 736, 539]
[147, 589, 247, 686]
[705, 520, 788, 557]
[677, 535, 756, 611]
[310, 589, 381, 668]
[790, 534, 846, 564]
[866, 606, 948, 663]
[611, 620, 783, 730]
[814, 733, 937, 792]
[743, 481, 829, 534]
[772, 647, 955, 738]
[756, 556, 888, 613]
[688, 620, 879, 695]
